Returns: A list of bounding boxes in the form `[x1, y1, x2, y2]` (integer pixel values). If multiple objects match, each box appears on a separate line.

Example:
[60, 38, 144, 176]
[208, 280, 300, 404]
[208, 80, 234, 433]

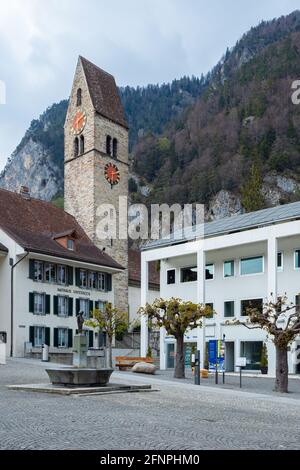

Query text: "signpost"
[236, 357, 247, 388]
[208, 339, 226, 384]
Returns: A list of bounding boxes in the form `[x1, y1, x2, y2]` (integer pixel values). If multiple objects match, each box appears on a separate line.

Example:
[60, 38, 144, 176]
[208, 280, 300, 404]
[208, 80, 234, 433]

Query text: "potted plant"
[260, 343, 268, 374]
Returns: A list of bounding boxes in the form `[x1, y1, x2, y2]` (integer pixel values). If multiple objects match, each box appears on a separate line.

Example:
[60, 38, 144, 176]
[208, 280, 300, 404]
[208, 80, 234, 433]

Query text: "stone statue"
[76, 312, 85, 334]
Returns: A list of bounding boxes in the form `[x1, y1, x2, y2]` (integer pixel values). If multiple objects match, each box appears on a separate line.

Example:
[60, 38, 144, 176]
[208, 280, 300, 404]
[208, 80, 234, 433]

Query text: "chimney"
[19, 186, 31, 200]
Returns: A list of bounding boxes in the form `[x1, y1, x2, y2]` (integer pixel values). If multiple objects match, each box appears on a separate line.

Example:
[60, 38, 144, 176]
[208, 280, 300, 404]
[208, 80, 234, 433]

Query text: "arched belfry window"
[77, 88, 82, 107]
[113, 138, 118, 158]
[80, 135, 85, 154]
[74, 137, 79, 157]
[106, 135, 112, 155]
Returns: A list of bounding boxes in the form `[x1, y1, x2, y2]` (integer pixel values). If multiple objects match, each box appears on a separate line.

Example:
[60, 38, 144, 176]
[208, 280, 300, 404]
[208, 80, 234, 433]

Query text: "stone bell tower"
[64, 56, 129, 312]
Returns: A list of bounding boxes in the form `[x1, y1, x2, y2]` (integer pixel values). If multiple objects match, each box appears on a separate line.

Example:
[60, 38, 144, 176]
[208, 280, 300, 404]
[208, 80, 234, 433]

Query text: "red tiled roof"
[128, 249, 160, 288]
[80, 56, 128, 129]
[0, 188, 123, 270]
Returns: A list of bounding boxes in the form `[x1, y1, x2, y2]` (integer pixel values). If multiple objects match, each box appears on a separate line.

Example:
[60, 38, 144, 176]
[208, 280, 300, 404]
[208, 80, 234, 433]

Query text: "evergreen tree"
[241, 162, 265, 212]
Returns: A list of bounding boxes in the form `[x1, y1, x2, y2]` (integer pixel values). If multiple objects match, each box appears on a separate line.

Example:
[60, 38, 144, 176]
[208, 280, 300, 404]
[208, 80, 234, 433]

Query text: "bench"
[115, 356, 154, 371]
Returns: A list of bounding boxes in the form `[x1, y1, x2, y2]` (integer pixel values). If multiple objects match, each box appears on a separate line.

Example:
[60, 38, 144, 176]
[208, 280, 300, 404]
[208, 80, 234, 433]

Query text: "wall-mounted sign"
[236, 357, 247, 368]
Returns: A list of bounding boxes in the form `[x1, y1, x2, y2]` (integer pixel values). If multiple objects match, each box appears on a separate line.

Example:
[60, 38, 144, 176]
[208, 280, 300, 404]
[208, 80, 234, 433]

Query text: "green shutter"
[53, 328, 58, 347]
[29, 326, 35, 345]
[68, 297, 73, 316]
[68, 329, 73, 348]
[45, 327, 50, 346]
[45, 295, 51, 315]
[29, 293, 34, 313]
[75, 268, 80, 287]
[88, 330, 94, 348]
[29, 260, 35, 280]
[53, 296, 58, 315]
[106, 273, 112, 292]
[76, 299, 80, 315]
[67, 266, 73, 286]
[89, 301, 94, 318]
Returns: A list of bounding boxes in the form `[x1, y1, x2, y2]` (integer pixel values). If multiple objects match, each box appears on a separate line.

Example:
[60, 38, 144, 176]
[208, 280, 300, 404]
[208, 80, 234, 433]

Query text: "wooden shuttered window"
[53, 296, 58, 315]
[45, 295, 51, 315]
[106, 273, 112, 292]
[75, 268, 81, 287]
[89, 301, 94, 318]
[29, 260, 35, 280]
[89, 330, 94, 348]
[68, 329, 73, 348]
[53, 328, 58, 348]
[45, 327, 50, 346]
[29, 326, 34, 345]
[29, 293, 34, 313]
[67, 266, 74, 286]
[76, 299, 80, 315]
[68, 298, 73, 316]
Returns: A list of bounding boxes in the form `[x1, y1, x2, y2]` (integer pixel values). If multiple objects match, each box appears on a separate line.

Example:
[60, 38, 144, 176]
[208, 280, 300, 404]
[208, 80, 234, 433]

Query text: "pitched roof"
[128, 249, 160, 288]
[80, 56, 128, 129]
[0, 188, 123, 270]
[143, 201, 300, 250]
[0, 243, 8, 252]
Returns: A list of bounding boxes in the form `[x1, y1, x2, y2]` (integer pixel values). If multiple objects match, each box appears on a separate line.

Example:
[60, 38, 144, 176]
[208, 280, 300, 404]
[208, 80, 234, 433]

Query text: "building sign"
[57, 287, 91, 297]
[208, 339, 225, 372]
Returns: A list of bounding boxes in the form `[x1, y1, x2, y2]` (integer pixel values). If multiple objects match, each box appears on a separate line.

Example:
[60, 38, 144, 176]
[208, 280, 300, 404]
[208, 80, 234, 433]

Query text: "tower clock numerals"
[72, 110, 87, 135]
[105, 163, 120, 186]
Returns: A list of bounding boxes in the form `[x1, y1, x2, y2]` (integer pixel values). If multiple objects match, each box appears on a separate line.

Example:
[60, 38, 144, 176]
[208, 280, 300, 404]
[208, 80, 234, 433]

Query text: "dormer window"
[77, 88, 82, 107]
[67, 239, 74, 251]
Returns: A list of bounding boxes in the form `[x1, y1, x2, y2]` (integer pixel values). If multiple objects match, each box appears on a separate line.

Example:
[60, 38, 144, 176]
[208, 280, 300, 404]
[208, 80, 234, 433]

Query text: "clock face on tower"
[105, 163, 120, 186]
[72, 110, 87, 135]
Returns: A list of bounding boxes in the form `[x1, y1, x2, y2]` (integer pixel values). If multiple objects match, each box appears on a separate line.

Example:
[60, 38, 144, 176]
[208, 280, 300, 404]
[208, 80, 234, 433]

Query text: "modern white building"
[140, 202, 300, 375]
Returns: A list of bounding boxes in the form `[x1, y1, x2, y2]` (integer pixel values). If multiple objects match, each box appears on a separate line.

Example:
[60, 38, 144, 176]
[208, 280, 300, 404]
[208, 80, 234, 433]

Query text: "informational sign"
[236, 357, 247, 368]
[208, 339, 225, 372]
[184, 343, 194, 368]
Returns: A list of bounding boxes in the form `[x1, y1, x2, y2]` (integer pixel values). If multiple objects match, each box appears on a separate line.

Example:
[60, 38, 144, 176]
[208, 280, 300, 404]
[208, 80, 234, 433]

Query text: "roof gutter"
[10, 251, 29, 357]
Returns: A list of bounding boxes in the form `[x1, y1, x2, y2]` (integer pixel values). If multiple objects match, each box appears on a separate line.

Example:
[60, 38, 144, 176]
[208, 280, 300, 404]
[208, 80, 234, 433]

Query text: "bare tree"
[139, 298, 209, 379]
[229, 295, 300, 393]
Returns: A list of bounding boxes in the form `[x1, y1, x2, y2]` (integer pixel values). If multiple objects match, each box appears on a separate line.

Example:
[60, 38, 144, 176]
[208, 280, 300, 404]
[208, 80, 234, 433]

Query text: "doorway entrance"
[225, 342, 235, 371]
[167, 343, 175, 369]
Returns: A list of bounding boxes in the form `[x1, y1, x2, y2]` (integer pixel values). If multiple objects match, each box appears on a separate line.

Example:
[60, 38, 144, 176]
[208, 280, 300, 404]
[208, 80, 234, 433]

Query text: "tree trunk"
[275, 346, 288, 393]
[107, 337, 113, 369]
[174, 335, 185, 379]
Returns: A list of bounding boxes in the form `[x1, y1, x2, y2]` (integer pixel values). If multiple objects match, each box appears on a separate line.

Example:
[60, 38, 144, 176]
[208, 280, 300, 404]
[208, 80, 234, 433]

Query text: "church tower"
[64, 56, 128, 311]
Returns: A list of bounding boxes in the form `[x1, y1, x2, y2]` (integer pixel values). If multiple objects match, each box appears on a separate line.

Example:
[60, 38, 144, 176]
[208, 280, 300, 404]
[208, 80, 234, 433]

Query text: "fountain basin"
[46, 368, 113, 387]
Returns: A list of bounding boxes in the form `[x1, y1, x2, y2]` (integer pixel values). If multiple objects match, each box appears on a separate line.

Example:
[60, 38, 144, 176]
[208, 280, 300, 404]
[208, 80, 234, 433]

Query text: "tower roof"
[79, 56, 128, 129]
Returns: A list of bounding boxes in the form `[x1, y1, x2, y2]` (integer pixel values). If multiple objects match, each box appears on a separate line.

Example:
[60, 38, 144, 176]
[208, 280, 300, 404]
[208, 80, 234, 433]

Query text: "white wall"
[128, 285, 159, 324]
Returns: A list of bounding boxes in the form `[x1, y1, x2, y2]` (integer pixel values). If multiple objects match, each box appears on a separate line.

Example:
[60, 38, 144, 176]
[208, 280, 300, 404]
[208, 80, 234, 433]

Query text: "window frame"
[57, 328, 69, 348]
[277, 252, 283, 272]
[79, 298, 90, 319]
[239, 255, 264, 277]
[205, 263, 214, 281]
[205, 302, 214, 320]
[34, 326, 45, 347]
[223, 260, 235, 279]
[240, 297, 263, 317]
[57, 295, 69, 317]
[180, 266, 198, 283]
[294, 250, 300, 270]
[34, 260, 44, 282]
[34, 293, 46, 315]
[167, 269, 176, 285]
[57, 265, 67, 285]
[224, 300, 235, 318]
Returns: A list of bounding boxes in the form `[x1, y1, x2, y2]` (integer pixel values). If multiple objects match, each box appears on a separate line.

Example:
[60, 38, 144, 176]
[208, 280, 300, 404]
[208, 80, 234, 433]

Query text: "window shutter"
[76, 299, 80, 315]
[29, 293, 34, 313]
[68, 329, 73, 348]
[67, 266, 74, 286]
[29, 326, 35, 346]
[45, 295, 51, 315]
[88, 330, 94, 348]
[45, 327, 50, 346]
[29, 260, 35, 280]
[53, 328, 58, 347]
[68, 297, 73, 317]
[106, 273, 112, 292]
[89, 301, 94, 318]
[75, 268, 80, 287]
[53, 296, 58, 315]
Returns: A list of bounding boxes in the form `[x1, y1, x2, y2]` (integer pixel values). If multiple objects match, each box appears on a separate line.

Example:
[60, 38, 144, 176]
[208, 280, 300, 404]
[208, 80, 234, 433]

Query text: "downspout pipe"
[10, 251, 29, 357]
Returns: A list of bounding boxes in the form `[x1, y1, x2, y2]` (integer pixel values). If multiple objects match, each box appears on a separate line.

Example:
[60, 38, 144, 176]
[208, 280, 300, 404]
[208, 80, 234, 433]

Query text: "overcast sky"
[0, 0, 299, 170]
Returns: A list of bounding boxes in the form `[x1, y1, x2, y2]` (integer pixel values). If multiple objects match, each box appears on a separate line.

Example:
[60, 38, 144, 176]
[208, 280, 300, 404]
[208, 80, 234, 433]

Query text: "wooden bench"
[115, 356, 154, 371]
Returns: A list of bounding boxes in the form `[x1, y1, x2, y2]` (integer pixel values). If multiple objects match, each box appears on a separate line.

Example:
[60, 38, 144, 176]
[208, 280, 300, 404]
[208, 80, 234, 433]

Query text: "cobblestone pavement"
[1, 359, 300, 450]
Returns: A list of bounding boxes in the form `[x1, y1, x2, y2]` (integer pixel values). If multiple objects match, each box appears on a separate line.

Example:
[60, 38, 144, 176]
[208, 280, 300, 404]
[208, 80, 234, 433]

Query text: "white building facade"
[140, 202, 300, 375]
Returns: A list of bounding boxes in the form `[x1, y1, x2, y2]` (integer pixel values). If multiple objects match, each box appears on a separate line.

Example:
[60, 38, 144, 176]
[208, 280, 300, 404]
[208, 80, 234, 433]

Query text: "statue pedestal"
[73, 334, 87, 368]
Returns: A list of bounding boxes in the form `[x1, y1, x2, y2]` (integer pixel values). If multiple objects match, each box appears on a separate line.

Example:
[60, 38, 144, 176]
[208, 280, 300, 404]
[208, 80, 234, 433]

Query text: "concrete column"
[267, 235, 278, 376]
[196, 248, 206, 368]
[140, 253, 149, 357]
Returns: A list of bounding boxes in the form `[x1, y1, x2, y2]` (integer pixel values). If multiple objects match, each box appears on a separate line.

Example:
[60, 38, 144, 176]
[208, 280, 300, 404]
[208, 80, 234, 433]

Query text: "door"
[167, 343, 175, 369]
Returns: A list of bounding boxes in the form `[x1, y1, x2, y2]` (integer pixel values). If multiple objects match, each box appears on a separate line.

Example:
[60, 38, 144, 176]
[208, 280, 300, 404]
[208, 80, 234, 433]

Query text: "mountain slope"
[0, 77, 205, 200]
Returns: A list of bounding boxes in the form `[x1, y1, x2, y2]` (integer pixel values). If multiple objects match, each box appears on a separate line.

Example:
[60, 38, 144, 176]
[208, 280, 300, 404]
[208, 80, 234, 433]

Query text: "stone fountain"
[46, 312, 113, 387]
